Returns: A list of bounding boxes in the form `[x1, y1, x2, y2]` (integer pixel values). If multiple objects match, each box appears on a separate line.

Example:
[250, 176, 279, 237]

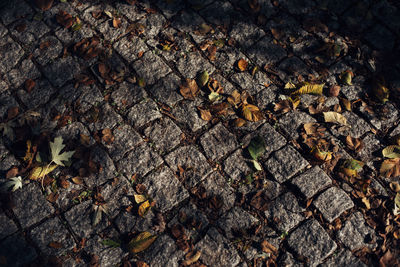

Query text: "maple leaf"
[50, 136, 75, 166]
[1, 176, 23, 192]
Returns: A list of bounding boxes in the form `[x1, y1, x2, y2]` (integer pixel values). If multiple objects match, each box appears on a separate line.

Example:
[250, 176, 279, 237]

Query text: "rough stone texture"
[338, 212, 379, 251]
[43, 57, 80, 87]
[12, 183, 54, 228]
[200, 123, 238, 161]
[30, 217, 75, 256]
[278, 252, 303, 267]
[114, 36, 147, 63]
[288, 219, 337, 266]
[247, 36, 287, 66]
[127, 99, 162, 128]
[229, 21, 265, 49]
[0, 233, 37, 266]
[132, 51, 171, 85]
[230, 71, 272, 96]
[224, 149, 251, 182]
[165, 146, 212, 188]
[143, 166, 189, 212]
[117, 142, 163, 178]
[17, 79, 56, 109]
[0, 212, 18, 240]
[278, 111, 316, 140]
[195, 227, 241, 267]
[314, 187, 354, 223]
[8, 59, 40, 88]
[148, 73, 183, 107]
[265, 192, 305, 232]
[101, 177, 134, 218]
[85, 146, 117, 187]
[143, 234, 184, 267]
[84, 234, 126, 267]
[218, 207, 259, 239]
[171, 100, 207, 132]
[0, 36, 24, 73]
[264, 145, 309, 183]
[144, 117, 182, 154]
[175, 51, 215, 79]
[321, 248, 366, 267]
[0, 142, 19, 171]
[110, 82, 148, 112]
[291, 166, 332, 199]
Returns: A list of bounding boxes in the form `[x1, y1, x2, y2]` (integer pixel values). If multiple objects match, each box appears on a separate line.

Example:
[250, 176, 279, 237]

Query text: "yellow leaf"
[340, 71, 353, 85]
[242, 104, 263, 122]
[382, 145, 400, 159]
[128, 232, 157, 253]
[138, 200, 150, 217]
[134, 194, 147, 204]
[284, 82, 296, 90]
[197, 70, 209, 87]
[311, 147, 332, 162]
[323, 112, 347, 125]
[372, 76, 389, 103]
[340, 97, 352, 111]
[380, 158, 400, 178]
[292, 83, 324, 95]
[29, 165, 57, 180]
[183, 251, 201, 266]
[198, 107, 212, 121]
[233, 118, 246, 127]
[23, 140, 34, 162]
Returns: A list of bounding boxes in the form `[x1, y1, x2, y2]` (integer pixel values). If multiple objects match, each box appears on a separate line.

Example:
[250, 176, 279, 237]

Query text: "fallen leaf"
[112, 17, 121, 28]
[340, 97, 352, 111]
[6, 167, 19, 179]
[323, 111, 347, 125]
[138, 200, 151, 217]
[25, 79, 36, 93]
[329, 85, 340, 97]
[207, 78, 223, 94]
[237, 58, 248, 72]
[252, 160, 262, 171]
[346, 135, 363, 152]
[136, 261, 149, 267]
[71, 176, 84, 185]
[50, 136, 75, 166]
[48, 241, 63, 249]
[261, 240, 278, 255]
[208, 92, 221, 102]
[56, 10, 74, 29]
[242, 104, 263, 122]
[341, 159, 364, 177]
[292, 83, 324, 96]
[284, 82, 296, 90]
[197, 70, 209, 87]
[380, 158, 400, 178]
[372, 76, 389, 103]
[29, 165, 57, 180]
[128, 232, 157, 253]
[134, 194, 147, 204]
[180, 79, 199, 100]
[227, 90, 241, 108]
[382, 145, 400, 159]
[233, 118, 246, 127]
[248, 136, 266, 160]
[102, 128, 115, 144]
[340, 70, 353, 85]
[197, 107, 212, 121]
[311, 146, 332, 162]
[361, 197, 371, 209]
[183, 251, 201, 266]
[34, 0, 54, 11]
[7, 107, 19, 120]
[71, 17, 83, 31]
[1, 176, 23, 192]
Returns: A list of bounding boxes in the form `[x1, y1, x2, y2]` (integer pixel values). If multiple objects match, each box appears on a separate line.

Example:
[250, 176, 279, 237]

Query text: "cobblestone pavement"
[1, 0, 400, 266]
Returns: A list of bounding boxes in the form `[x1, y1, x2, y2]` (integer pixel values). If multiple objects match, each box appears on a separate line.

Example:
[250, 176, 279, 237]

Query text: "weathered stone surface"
[117, 142, 163, 178]
[338, 212, 379, 251]
[278, 252, 303, 267]
[87, 103, 123, 131]
[114, 36, 147, 63]
[0, 142, 19, 171]
[200, 123, 238, 161]
[321, 248, 366, 267]
[8, 59, 40, 88]
[0, 36, 24, 73]
[84, 234, 126, 267]
[314, 187, 354, 223]
[230, 71, 272, 96]
[278, 111, 316, 140]
[43, 57, 80, 87]
[127, 99, 162, 128]
[110, 82, 148, 112]
[0, 1, 32, 26]
[30, 217, 75, 256]
[12, 183, 54, 228]
[0, 212, 18, 240]
[85, 146, 117, 187]
[143, 166, 189, 212]
[143, 234, 184, 267]
[175, 51, 215, 79]
[247, 36, 287, 66]
[288, 219, 337, 265]
[101, 177, 134, 218]
[229, 21, 265, 49]
[218, 207, 259, 239]
[148, 73, 183, 107]
[144, 117, 182, 153]
[171, 100, 207, 132]
[0, 233, 37, 266]
[264, 145, 309, 183]
[17, 79, 56, 109]
[265, 192, 305, 232]
[165, 146, 212, 188]
[64, 201, 107, 238]
[11, 19, 49, 46]
[132, 51, 171, 85]
[224, 149, 251, 182]
[291, 166, 332, 199]
[195, 227, 241, 267]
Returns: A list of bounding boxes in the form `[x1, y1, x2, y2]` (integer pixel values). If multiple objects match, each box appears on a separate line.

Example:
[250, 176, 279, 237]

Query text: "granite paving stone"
[85, 146, 117, 187]
[278, 111, 316, 140]
[291, 166, 332, 199]
[143, 234, 184, 267]
[287, 219, 337, 266]
[0, 142, 19, 172]
[86, 103, 123, 131]
[84, 234, 126, 267]
[246, 36, 287, 67]
[320, 248, 367, 267]
[218, 206, 259, 239]
[278, 252, 303, 267]
[144, 117, 182, 154]
[165, 145, 213, 188]
[0, 36, 24, 73]
[100, 176, 135, 218]
[200, 123, 238, 161]
[17, 79, 56, 109]
[0, 1, 33, 26]
[229, 21, 265, 49]
[338, 212, 379, 251]
[30, 217, 75, 256]
[175, 50, 215, 79]
[7, 59, 40, 88]
[127, 98, 162, 128]
[148, 73, 183, 107]
[43, 56, 80, 88]
[110, 82, 148, 112]
[264, 192, 305, 232]
[0, 94, 19, 120]
[117, 142, 163, 178]
[195, 227, 241, 267]
[113, 36, 148, 63]
[264, 145, 310, 183]
[12, 183, 54, 228]
[171, 100, 208, 132]
[224, 149, 251, 182]
[314, 187, 354, 223]
[143, 166, 189, 212]
[132, 51, 171, 85]
[137, 13, 166, 38]
[230, 71, 272, 96]
[33, 36, 63, 66]
[10, 19, 50, 46]
[0, 212, 18, 240]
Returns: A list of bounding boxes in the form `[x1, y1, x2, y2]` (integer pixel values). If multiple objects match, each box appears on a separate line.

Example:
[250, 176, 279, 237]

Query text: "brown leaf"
[270, 27, 283, 39]
[261, 240, 278, 255]
[233, 118, 246, 127]
[48, 241, 63, 249]
[6, 167, 19, 179]
[380, 158, 400, 178]
[329, 85, 340, 97]
[40, 41, 51, 50]
[15, 23, 26, 33]
[345, 135, 363, 153]
[46, 192, 59, 203]
[197, 107, 212, 121]
[112, 18, 121, 28]
[136, 261, 149, 267]
[248, 0, 261, 12]
[340, 97, 352, 111]
[71, 176, 84, 185]
[207, 78, 223, 94]
[237, 58, 248, 72]
[98, 63, 108, 76]
[56, 10, 74, 29]
[128, 232, 157, 253]
[101, 128, 115, 144]
[183, 251, 201, 266]
[7, 107, 19, 120]
[25, 79, 36, 93]
[180, 79, 199, 100]
[207, 45, 217, 61]
[34, 0, 54, 11]
[227, 90, 241, 108]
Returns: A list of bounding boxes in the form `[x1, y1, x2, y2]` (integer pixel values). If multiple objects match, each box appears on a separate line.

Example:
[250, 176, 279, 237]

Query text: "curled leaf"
[233, 118, 246, 127]
[372, 76, 389, 103]
[29, 165, 57, 180]
[292, 83, 324, 96]
[183, 251, 201, 266]
[180, 79, 199, 100]
[138, 200, 151, 217]
[237, 58, 248, 71]
[242, 104, 263, 122]
[197, 107, 212, 121]
[227, 90, 241, 108]
[129, 232, 157, 253]
[134, 194, 147, 204]
[323, 112, 347, 126]
[382, 145, 400, 159]
[197, 70, 209, 87]
[380, 158, 400, 178]
[248, 136, 266, 160]
[311, 146, 332, 162]
[341, 159, 364, 177]
[340, 70, 353, 85]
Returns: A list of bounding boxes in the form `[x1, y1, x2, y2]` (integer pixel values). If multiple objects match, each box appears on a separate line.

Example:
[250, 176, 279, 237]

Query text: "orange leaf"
[25, 79, 35, 93]
[237, 58, 248, 72]
[197, 107, 212, 121]
[242, 104, 263, 122]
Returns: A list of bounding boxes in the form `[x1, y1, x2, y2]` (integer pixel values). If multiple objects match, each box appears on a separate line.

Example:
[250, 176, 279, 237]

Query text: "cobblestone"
[291, 166, 332, 199]
[314, 187, 354, 223]
[200, 123, 238, 161]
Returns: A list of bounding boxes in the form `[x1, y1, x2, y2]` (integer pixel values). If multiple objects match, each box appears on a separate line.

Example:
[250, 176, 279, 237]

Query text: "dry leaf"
[180, 79, 199, 100]
[56, 10, 74, 29]
[7, 107, 19, 120]
[380, 158, 400, 178]
[227, 90, 241, 108]
[382, 145, 400, 159]
[48, 241, 63, 249]
[128, 232, 157, 253]
[71, 176, 84, 185]
[261, 240, 278, 255]
[233, 118, 246, 127]
[112, 17, 121, 28]
[197, 107, 212, 121]
[237, 58, 248, 72]
[197, 70, 209, 87]
[329, 85, 340, 97]
[311, 146, 332, 162]
[340, 97, 352, 111]
[138, 200, 151, 217]
[183, 251, 201, 266]
[29, 165, 57, 180]
[102, 128, 115, 144]
[346, 135, 363, 153]
[323, 111, 347, 125]
[242, 104, 263, 122]
[34, 0, 54, 10]
[134, 194, 147, 204]
[292, 83, 324, 96]
[25, 79, 35, 93]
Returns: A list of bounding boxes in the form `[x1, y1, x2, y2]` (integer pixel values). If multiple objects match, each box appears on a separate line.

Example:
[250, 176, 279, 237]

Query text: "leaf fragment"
[242, 104, 263, 122]
[340, 70, 353, 85]
[292, 83, 324, 96]
[382, 145, 400, 159]
[183, 251, 201, 266]
[138, 200, 151, 217]
[197, 70, 209, 87]
[341, 159, 364, 177]
[323, 112, 347, 126]
[29, 165, 57, 180]
[380, 158, 400, 178]
[1, 176, 23, 192]
[197, 107, 212, 121]
[134, 194, 147, 204]
[180, 79, 199, 100]
[128, 232, 157, 253]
